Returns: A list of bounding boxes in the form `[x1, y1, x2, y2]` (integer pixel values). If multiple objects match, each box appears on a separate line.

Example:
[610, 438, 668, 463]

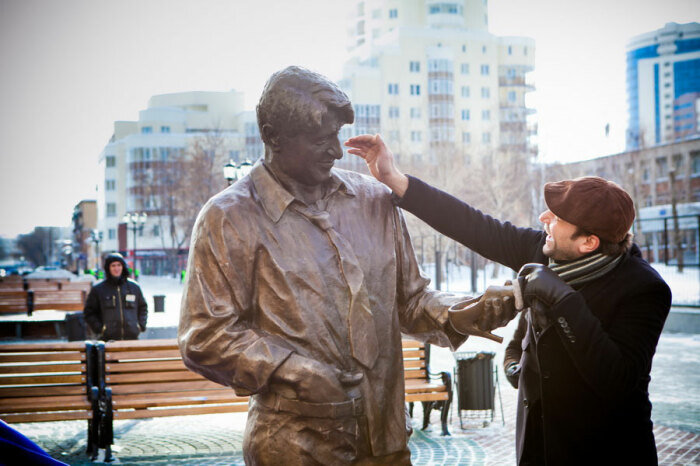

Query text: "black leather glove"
[518, 263, 575, 312]
[504, 361, 520, 389]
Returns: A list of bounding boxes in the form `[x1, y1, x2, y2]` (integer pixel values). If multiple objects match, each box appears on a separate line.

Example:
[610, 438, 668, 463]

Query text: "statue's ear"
[262, 124, 280, 149]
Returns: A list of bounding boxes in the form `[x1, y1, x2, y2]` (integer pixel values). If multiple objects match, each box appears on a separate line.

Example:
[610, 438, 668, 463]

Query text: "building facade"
[71, 200, 97, 272]
[338, 0, 536, 171]
[557, 137, 700, 265]
[626, 22, 700, 150]
[98, 91, 262, 275]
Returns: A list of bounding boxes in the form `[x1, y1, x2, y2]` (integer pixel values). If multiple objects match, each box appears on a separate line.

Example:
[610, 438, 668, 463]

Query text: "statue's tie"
[294, 205, 379, 369]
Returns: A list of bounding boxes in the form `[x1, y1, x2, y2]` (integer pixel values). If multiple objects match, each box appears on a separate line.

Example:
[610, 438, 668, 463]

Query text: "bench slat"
[105, 339, 179, 351]
[403, 369, 427, 379]
[106, 370, 203, 384]
[105, 349, 182, 361]
[1, 374, 85, 385]
[110, 379, 226, 395]
[405, 392, 449, 403]
[0, 342, 84, 352]
[0, 352, 84, 363]
[0, 362, 85, 374]
[403, 360, 426, 369]
[1, 410, 92, 423]
[113, 392, 247, 409]
[105, 360, 186, 373]
[113, 404, 249, 420]
[0, 395, 91, 413]
[0, 385, 86, 398]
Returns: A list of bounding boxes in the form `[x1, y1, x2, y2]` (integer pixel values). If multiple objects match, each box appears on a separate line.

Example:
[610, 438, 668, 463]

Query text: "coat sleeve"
[136, 285, 147, 331]
[547, 272, 671, 402]
[83, 287, 102, 334]
[178, 200, 295, 396]
[392, 205, 467, 350]
[398, 176, 545, 272]
[504, 313, 527, 368]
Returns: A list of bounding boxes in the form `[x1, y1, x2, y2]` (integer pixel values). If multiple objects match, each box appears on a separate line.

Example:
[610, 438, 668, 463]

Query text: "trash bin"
[64, 312, 86, 341]
[454, 351, 496, 426]
[153, 295, 165, 313]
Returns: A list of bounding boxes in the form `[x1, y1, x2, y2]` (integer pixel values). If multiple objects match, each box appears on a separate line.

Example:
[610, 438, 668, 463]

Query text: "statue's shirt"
[179, 162, 464, 456]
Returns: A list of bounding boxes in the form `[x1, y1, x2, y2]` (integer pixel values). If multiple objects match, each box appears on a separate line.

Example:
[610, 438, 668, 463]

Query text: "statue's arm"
[177, 202, 295, 396]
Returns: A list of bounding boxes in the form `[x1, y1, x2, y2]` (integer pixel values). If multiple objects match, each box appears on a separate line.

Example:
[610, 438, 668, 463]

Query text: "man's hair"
[256, 66, 354, 144]
[572, 227, 634, 256]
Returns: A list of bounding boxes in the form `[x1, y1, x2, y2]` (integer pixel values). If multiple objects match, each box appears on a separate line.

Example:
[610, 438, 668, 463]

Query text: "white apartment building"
[626, 22, 700, 150]
[338, 0, 536, 171]
[98, 91, 262, 274]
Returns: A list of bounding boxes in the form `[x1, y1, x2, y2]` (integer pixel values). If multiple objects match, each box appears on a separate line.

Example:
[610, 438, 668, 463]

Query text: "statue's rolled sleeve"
[178, 202, 295, 396]
[392, 206, 468, 351]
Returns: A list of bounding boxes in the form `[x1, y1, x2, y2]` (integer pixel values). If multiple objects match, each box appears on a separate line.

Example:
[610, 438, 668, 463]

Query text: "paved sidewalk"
[14, 386, 700, 465]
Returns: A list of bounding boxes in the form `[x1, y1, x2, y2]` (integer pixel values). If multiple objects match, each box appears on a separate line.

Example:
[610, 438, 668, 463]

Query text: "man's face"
[539, 210, 589, 261]
[274, 111, 344, 186]
[109, 261, 123, 278]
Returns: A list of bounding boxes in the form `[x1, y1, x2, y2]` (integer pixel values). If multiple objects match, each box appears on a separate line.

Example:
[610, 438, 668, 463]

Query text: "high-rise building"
[339, 0, 536, 170]
[98, 91, 262, 274]
[626, 22, 700, 150]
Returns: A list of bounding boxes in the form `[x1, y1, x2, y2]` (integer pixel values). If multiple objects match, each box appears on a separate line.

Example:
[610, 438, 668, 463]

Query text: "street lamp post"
[90, 229, 103, 270]
[223, 159, 254, 186]
[122, 212, 147, 277]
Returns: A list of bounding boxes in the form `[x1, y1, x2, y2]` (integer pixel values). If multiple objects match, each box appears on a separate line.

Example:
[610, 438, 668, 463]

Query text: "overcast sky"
[0, 0, 698, 238]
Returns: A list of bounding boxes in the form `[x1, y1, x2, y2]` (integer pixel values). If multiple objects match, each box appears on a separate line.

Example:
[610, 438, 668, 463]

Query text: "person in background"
[84, 253, 148, 341]
[345, 133, 672, 466]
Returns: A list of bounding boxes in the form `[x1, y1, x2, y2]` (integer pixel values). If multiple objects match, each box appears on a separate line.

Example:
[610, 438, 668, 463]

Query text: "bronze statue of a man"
[178, 66, 511, 465]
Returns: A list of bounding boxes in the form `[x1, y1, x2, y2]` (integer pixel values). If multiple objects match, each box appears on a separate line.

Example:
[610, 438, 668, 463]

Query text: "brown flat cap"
[544, 176, 634, 243]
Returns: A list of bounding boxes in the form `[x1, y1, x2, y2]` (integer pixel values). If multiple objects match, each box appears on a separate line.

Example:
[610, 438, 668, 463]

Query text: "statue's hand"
[270, 354, 349, 403]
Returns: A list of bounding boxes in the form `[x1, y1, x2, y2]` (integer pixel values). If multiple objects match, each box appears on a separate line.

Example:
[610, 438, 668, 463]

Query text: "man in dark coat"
[346, 134, 672, 465]
[84, 253, 148, 341]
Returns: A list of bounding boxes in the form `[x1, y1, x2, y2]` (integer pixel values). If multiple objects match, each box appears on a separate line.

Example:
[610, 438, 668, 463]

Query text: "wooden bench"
[0, 290, 87, 315]
[0, 341, 100, 456]
[92, 337, 452, 458]
[403, 339, 453, 435]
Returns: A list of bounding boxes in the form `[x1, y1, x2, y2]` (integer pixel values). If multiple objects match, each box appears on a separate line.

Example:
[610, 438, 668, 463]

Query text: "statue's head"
[257, 66, 355, 186]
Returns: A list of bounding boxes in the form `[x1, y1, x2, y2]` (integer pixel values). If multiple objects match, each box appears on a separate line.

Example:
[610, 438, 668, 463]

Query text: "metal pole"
[663, 218, 668, 265]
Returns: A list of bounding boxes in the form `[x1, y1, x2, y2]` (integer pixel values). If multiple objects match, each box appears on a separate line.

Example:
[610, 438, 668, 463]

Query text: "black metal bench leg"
[441, 371, 452, 436]
[421, 401, 433, 430]
[408, 401, 414, 418]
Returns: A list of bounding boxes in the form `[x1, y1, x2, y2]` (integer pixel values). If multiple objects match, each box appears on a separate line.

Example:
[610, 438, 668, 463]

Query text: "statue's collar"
[250, 162, 355, 223]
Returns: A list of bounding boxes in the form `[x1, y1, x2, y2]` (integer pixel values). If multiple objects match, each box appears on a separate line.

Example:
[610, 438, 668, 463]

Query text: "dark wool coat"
[399, 176, 671, 466]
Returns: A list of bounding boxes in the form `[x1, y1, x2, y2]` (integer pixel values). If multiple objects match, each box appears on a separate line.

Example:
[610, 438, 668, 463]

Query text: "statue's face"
[274, 111, 344, 186]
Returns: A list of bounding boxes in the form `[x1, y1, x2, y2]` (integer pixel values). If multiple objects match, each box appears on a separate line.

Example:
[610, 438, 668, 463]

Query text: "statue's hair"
[257, 66, 354, 144]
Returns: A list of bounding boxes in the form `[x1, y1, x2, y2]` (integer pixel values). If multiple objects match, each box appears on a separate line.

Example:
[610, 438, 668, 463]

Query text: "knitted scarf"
[549, 252, 623, 289]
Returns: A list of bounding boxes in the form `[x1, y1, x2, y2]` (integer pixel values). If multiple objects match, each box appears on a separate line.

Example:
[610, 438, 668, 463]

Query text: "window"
[461, 109, 470, 120]
[482, 45, 487, 54]
[389, 8, 398, 18]
[411, 131, 422, 142]
[160, 126, 170, 133]
[389, 106, 399, 118]
[105, 155, 116, 167]
[410, 84, 421, 96]
[462, 44, 466, 52]
[460, 63, 469, 75]
[105, 180, 115, 191]
[482, 109, 491, 120]
[153, 225, 160, 237]
[410, 107, 421, 118]
[656, 157, 668, 179]
[508, 91, 517, 102]
[524, 46, 528, 55]
[481, 87, 490, 99]
[461, 86, 470, 98]
[482, 132, 491, 143]
[692, 153, 700, 175]
[106, 203, 116, 217]
[141, 126, 152, 134]
[462, 132, 471, 143]
[388, 83, 399, 95]
[409, 61, 420, 72]
[108, 229, 116, 240]
[508, 45, 512, 55]
[428, 3, 463, 14]
[480, 64, 490, 75]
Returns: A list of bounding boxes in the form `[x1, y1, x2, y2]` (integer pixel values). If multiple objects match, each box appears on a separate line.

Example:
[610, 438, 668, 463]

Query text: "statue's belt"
[256, 392, 364, 419]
